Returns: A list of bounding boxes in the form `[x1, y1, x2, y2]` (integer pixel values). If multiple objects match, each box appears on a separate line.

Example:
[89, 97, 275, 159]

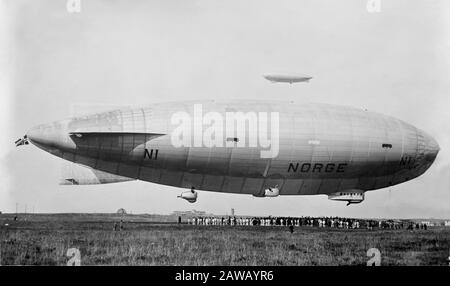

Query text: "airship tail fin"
[60, 162, 134, 185]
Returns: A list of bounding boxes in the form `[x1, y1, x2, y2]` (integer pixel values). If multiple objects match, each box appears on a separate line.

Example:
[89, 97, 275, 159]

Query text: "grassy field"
[0, 214, 449, 266]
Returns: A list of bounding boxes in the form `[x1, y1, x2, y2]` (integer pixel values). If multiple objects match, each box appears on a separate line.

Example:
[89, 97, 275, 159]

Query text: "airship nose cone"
[27, 124, 51, 147]
[27, 120, 74, 153]
[423, 134, 440, 163]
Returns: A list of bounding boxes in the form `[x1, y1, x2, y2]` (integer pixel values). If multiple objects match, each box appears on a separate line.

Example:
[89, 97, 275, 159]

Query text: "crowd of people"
[186, 216, 427, 230]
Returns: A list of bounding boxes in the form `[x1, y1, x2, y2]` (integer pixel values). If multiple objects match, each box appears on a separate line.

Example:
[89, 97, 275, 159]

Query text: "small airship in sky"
[263, 73, 312, 84]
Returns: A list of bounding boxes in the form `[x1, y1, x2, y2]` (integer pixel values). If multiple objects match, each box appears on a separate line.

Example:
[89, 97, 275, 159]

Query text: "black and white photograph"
[1, 0, 449, 273]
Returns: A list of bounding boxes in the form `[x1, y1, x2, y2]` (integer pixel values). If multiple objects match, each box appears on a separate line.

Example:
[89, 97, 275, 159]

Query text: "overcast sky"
[1, 0, 449, 218]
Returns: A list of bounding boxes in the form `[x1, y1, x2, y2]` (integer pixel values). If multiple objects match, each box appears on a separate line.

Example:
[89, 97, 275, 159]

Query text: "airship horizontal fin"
[60, 162, 134, 185]
[68, 131, 165, 139]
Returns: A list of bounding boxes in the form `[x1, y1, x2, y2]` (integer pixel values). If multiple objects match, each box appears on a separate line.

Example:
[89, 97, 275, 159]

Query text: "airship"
[18, 100, 439, 205]
[263, 73, 312, 84]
